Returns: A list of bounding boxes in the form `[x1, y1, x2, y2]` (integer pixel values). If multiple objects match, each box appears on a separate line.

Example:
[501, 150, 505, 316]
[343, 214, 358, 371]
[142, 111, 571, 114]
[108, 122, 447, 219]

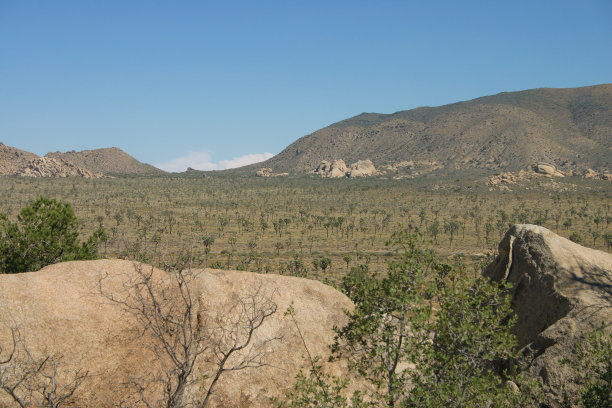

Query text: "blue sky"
[1, 1, 610, 171]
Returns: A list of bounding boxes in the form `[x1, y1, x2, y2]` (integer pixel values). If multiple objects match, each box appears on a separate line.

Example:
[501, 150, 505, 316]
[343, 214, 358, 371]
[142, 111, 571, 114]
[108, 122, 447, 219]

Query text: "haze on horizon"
[0, 1, 610, 172]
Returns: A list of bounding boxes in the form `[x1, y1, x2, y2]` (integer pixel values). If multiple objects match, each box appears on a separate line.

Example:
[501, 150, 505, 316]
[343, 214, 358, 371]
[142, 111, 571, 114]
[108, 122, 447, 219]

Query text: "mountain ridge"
[2, 84, 610, 178]
[0, 143, 39, 175]
[246, 84, 612, 176]
[46, 147, 164, 175]
[0, 144, 165, 177]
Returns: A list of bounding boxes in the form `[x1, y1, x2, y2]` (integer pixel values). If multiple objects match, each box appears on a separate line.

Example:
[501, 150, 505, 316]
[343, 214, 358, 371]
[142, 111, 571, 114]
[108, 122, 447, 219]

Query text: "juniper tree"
[330, 230, 540, 407]
[0, 196, 105, 273]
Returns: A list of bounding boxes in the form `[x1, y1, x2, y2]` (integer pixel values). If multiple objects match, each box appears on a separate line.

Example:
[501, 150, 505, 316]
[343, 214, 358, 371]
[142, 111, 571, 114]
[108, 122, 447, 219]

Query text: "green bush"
[0, 196, 106, 273]
[564, 324, 612, 408]
[326, 230, 540, 407]
[569, 231, 584, 244]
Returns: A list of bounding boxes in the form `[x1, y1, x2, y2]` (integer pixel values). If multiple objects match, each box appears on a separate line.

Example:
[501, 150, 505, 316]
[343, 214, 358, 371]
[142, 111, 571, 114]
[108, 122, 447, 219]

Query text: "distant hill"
[251, 84, 612, 175]
[0, 143, 103, 178]
[46, 147, 164, 176]
[0, 142, 39, 175]
[0, 144, 164, 177]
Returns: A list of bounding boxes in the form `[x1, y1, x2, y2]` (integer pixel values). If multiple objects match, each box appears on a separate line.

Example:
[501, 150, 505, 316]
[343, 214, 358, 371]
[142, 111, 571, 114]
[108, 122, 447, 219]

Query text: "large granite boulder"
[0, 260, 353, 407]
[533, 163, 565, 178]
[484, 224, 612, 407]
[329, 159, 349, 178]
[348, 159, 378, 177]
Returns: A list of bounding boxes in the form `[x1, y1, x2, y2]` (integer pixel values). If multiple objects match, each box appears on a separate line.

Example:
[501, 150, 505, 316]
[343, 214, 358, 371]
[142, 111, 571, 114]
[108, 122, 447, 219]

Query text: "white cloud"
[155, 150, 274, 173]
[217, 152, 274, 169]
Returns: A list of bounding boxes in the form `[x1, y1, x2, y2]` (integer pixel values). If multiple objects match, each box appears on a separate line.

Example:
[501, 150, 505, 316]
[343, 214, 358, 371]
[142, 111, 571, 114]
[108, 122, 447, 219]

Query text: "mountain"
[0, 142, 39, 175]
[0, 144, 164, 177]
[252, 84, 612, 175]
[0, 143, 104, 178]
[45, 147, 164, 175]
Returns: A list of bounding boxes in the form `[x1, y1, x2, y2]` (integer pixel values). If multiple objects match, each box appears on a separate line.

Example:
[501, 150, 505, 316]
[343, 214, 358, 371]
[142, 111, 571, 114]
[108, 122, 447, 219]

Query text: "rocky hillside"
[485, 224, 612, 407]
[16, 157, 104, 178]
[251, 84, 612, 175]
[0, 142, 38, 175]
[46, 147, 164, 175]
[0, 143, 101, 178]
[0, 143, 165, 177]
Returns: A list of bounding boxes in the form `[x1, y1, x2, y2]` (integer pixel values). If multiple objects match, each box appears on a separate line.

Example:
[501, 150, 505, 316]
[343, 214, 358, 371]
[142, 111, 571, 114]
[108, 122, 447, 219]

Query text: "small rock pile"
[487, 171, 519, 187]
[256, 168, 288, 177]
[584, 168, 612, 180]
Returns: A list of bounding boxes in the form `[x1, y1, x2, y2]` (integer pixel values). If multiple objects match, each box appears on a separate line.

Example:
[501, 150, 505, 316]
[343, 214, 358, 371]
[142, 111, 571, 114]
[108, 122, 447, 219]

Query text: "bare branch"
[0, 328, 88, 408]
[99, 258, 281, 407]
[199, 283, 279, 408]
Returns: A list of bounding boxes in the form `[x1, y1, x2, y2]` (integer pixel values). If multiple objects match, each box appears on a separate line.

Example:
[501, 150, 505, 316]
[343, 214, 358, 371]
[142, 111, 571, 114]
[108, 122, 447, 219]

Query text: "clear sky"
[1, 1, 610, 172]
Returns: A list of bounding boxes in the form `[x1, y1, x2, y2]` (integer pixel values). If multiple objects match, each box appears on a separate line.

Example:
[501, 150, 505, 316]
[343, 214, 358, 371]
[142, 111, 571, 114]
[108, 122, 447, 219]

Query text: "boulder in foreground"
[484, 224, 612, 407]
[0, 260, 353, 407]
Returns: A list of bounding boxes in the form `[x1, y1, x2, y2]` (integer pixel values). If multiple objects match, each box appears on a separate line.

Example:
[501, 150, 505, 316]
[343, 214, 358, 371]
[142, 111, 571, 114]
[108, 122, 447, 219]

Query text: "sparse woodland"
[0, 174, 609, 284]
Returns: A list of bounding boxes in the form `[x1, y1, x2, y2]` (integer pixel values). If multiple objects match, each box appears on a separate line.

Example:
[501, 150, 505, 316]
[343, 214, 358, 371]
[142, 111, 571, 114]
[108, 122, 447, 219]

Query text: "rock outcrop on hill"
[0, 142, 39, 175]
[484, 224, 612, 407]
[533, 162, 565, 178]
[485, 168, 579, 192]
[46, 147, 164, 175]
[314, 158, 378, 178]
[314, 159, 349, 178]
[0, 260, 353, 407]
[348, 159, 379, 177]
[256, 168, 289, 177]
[16, 157, 104, 178]
[584, 168, 612, 180]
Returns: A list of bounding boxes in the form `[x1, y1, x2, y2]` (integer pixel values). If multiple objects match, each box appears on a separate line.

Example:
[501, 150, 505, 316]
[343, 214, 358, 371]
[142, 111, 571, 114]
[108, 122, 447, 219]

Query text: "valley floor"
[0, 173, 609, 283]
